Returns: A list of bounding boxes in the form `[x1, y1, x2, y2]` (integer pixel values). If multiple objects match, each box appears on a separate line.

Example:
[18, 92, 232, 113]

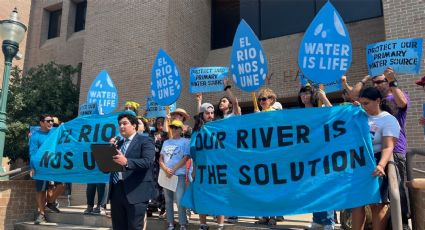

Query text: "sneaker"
[180, 225, 187, 230]
[217, 226, 224, 230]
[309, 223, 322, 229]
[46, 202, 60, 213]
[275, 216, 285, 221]
[34, 213, 47, 225]
[267, 218, 277, 226]
[255, 217, 269, 225]
[92, 206, 106, 215]
[167, 224, 175, 230]
[83, 206, 93, 215]
[199, 225, 209, 230]
[226, 216, 238, 223]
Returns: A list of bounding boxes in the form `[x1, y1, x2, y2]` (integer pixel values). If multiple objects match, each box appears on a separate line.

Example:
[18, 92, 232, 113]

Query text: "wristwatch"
[389, 81, 398, 88]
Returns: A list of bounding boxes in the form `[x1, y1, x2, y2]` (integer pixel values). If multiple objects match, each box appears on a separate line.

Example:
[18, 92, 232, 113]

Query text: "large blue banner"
[31, 113, 119, 183]
[190, 67, 228, 93]
[86, 70, 118, 114]
[230, 19, 268, 92]
[367, 38, 423, 76]
[298, 2, 352, 84]
[182, 106, 380, 216]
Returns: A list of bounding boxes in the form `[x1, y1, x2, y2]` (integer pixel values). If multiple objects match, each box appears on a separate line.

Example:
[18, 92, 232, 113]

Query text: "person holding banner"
[29, 114, 65, 224]
[109, 112, 155, 230]
[297, 84, 335, 229]
[352, 87, 400, 230]
[352, 67, 410, 228]
[159, 120, 190, 230]
[193, 101, 225, 230]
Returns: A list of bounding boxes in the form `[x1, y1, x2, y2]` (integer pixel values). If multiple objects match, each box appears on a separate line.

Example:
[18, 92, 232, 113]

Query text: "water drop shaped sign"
[86, 69, 118, 114]
[151, 49, 182, 106]
[230, 19, 268, 92]
[298, 1, 352, 84]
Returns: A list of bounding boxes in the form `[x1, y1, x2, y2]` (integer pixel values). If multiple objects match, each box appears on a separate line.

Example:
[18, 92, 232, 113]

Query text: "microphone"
[112, 136, 121, 146]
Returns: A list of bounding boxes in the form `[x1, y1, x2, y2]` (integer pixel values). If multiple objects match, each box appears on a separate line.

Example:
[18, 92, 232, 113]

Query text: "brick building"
[0, 0, 30, 88]
[23, 0, 425, 226]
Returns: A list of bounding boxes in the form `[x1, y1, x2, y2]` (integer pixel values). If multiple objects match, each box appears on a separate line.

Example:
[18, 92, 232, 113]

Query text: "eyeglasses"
[44, 119, 54, 123]
[372, 79, 388, 85]
[258, 97, 271, 102]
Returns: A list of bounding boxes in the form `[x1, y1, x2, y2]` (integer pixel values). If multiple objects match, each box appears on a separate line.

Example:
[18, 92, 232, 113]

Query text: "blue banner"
[182, 106, 380, 216]
[86, 70, 118, 114]
[298, 2, 352, 84]
[31, 113, 119, 183]
[145, 96, 176, 118]
[367, 38, 423, 76]
[151, 49, 182, 106]
[79, 102, 100, 116]
[190, 67, 228, 93]
[230, 19, 268, 92]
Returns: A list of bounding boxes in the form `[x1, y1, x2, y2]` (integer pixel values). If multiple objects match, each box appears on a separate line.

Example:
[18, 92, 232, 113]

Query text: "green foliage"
[4, 62, 80, 164]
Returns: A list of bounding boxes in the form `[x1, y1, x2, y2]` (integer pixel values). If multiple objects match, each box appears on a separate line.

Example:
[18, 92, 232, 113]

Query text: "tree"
[5, 62, 80, 164]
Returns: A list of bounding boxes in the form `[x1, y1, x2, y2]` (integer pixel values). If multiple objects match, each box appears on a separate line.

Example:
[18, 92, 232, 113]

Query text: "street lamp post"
[0, 8, 27, 175]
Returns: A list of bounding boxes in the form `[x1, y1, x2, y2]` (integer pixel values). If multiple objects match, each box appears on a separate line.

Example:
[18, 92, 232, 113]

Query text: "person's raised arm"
[317, 89, 332, 107]
[196, 93, 203, 114]
[223, 78, 241, 115]
[384, 67, 408, 109]
[351, 75, 371, 101]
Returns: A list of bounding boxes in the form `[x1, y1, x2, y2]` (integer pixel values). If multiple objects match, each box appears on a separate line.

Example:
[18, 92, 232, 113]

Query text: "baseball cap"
[200, 103, 214, 113]
[415, 76, 425, 86]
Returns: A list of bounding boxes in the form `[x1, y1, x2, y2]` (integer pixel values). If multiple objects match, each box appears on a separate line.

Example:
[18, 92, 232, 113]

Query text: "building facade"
[0, 0, 31, 87]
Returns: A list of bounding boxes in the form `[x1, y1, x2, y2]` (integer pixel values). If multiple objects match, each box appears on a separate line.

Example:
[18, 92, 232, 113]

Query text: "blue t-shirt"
[29, 130, 50, 169]
[160, 138, 190, 176]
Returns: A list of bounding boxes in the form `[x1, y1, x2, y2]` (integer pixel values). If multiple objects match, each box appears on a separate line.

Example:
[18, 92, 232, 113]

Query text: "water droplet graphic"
[260, 68, 264, 75]
[297, 1, 352, 84]
[151, 48, 182, 106]
[86, 69, 118, 114]
[230, 19, 268, 92]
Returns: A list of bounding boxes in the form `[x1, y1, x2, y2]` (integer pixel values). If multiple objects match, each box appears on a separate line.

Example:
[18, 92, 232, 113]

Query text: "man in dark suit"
[111, 112, 155, 230]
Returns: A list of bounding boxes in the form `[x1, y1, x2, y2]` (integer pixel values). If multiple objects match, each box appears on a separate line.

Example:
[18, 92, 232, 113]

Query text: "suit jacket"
[110, 133, 155, 204]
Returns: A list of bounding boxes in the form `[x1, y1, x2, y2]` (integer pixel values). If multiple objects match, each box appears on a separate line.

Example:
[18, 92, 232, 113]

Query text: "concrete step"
[15, 206, 338, 230]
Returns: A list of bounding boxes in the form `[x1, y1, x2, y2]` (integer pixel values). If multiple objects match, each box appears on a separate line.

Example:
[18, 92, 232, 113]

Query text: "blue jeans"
[313, 211, 334, 225]
[164, 176, 187, 225]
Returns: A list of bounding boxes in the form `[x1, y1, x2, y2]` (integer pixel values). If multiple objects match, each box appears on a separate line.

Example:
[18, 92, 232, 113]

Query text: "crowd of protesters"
[28, 67, 423, 230]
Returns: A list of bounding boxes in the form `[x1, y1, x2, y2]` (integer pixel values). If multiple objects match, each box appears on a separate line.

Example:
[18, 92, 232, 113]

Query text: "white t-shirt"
[368, 111, 400, 153]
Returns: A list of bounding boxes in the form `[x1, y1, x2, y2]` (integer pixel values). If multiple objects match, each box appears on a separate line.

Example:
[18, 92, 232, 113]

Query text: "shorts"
[35, 180, 63, 192]
[374, 152, 389, 203]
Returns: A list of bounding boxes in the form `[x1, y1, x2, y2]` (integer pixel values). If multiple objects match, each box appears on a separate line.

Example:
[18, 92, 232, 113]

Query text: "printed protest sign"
[79, 102, 100, 116]
[86, 70, 118, 114]
[298, 1, 352, 84]
[151, 49, 182, 106]
[182, 105, 379, 216]
[145, 96, 176, 118]
[31, 113, 120, 183]
[299, 73, 342, 93]
[230, 19, 268, 92]
[190, 67, 228, 93]
[367, 38, 423, 76]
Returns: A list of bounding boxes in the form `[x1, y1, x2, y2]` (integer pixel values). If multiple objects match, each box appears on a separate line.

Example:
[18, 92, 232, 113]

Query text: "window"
[48, 9, 62, 39]
[211, 0, 383, 49]
[74, 1, 87, 32]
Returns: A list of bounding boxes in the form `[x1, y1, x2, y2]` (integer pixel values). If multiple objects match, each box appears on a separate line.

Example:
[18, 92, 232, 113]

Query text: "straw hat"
[170, 108, 190, 121]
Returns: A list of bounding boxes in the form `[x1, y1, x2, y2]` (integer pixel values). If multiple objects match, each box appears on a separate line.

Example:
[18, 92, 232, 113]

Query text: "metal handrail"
[0, 165, 30, 178]
[387, 154, 402, 230]
[407, 148, 425, 181]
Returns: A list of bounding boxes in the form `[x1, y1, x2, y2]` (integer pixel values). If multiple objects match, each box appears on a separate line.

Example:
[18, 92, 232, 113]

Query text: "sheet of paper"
[158, 169, 178, 192]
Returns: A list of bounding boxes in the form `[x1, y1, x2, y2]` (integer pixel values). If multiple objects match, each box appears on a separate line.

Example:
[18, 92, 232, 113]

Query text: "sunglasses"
[258, 97, 271, 102]
[44, 119, 54, 123]
[169, 125, 181, 130]
[372, 79, 388, 85]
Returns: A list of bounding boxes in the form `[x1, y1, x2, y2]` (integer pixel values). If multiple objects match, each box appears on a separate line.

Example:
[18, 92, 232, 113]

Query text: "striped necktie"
[112, 139, 129, 184]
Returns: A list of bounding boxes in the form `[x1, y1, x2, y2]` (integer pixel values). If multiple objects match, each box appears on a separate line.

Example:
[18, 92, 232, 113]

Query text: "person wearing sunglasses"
[29, 114, 65, 224]
[351, 67, 410, 229]
[257, 87, 279, 112]
[159, 120, 190, 230]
